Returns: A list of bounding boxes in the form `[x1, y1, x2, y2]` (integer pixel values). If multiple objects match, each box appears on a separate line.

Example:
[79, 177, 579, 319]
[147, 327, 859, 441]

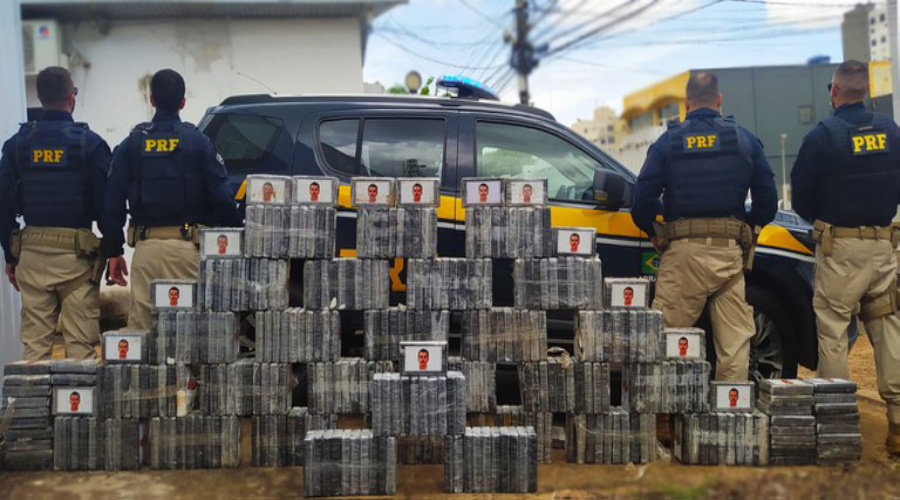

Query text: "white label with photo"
[104, 334, 143, 362]
[608, 283, 647, 308]
[508, 180, 545, 205]
[55, 387, 94, 415]
[202, 230, 242, 258]
[464, 180, 502, 205]
[247, 177, 289, 205]
[353, 179, 393, 205]
[556, 229, 594, 256]
[665, 332, 703, 359]
[715, 384, 752, 410]
[403, 345, 443, 373]
[154, 284, 193, 309]
[295, 178, 336, 204]
[398, 179, 437, 205]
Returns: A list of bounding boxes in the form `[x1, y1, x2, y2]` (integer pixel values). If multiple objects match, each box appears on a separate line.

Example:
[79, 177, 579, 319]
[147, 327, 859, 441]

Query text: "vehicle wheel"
[746, 286, 798, 382]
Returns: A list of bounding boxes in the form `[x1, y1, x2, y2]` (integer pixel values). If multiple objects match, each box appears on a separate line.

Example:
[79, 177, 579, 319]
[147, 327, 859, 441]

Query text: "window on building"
[607, 124, 615, 132]
[871, 17, 876, 24]
[318, 118, 445, 178]
[873, 39, 878, 46]
[657, 102, 680, 125]
[629, 112, 653, 131]
[880, 13, 885, 22]
[882, 36, 887, 43]
[476, 121, 609, 202]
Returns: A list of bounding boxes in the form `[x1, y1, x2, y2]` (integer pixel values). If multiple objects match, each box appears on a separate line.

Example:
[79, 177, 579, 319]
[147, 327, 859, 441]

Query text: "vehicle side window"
[361, 119, 444, 178]
[319, 119, 362, 175]
[476, 121, 608, 202]
[318, 118, 445, 178]
[203, 113, 283, 172]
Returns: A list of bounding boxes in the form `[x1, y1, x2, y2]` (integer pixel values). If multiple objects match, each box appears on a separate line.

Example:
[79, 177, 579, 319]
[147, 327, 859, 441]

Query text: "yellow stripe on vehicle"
[235, 179, 247, 201]
[758, 225, 812, 255]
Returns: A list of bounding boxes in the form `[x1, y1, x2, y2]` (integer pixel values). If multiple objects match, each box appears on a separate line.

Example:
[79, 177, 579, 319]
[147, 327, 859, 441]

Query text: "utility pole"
[512, 0, 536, 105]
[780, 133, 791, 210]
[890, 0, 899, 123]
[0, 0, 26, 384]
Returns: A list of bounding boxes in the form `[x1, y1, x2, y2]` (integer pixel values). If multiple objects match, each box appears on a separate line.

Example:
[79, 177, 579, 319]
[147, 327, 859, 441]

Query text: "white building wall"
[612, 125, 665, 175]
[29, 17, 365, 143]
[1, 0, 26, 383]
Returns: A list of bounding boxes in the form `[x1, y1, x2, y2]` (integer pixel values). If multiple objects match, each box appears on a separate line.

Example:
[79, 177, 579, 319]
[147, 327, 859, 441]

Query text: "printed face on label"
[155, 284, 193, 308]
[249, 178, 286, 204]
[354, 180, 392, 205]
[118, 339, 129, 359]
[556, 228, 593, 256]
[508, 180, 544, 205]
[464, 180, 502, 205]
[56, 387, 93, 415]
[609, 283, 646, 307]
[294, 179, 334, 204]
[715, 385, 751, 410]
[403, 344, 443, 373]
[666, 332, 701, 359]
[217, 235, 229, 255]
[399, 180, 437, 205]
[202, 231, 241, 258]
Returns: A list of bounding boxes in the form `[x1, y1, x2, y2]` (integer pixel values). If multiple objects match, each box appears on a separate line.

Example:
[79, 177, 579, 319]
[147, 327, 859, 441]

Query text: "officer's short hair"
[36, 67, 74, 107]
[834, 60, 868, 100]
[686, 72, 719, 106]
[151, 69, 186, 112]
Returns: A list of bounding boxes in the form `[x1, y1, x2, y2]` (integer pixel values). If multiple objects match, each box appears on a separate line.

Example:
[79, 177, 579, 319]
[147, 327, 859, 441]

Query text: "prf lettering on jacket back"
[851, 132, 889, 156]
[683, 133, 721, 153]
[29, 148, 67, 166]
[143, 137, 179, 155]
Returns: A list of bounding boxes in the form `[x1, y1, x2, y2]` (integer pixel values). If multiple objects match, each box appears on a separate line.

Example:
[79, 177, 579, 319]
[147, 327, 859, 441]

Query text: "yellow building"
[620, 71, 690, 135]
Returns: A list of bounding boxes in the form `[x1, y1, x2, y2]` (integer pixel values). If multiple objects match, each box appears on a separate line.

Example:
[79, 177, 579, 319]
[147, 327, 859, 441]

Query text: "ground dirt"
[0, 395, 896, 499]
[5, 321, 898, 499]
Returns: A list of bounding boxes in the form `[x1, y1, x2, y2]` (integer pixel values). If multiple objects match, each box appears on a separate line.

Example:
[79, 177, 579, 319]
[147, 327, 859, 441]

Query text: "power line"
[536, 0, 636, 47]
[373, 32, 507, 71]
[459, 0, 510, 28]
[545, 0, 663, 57]
[545, 0, 727, 58]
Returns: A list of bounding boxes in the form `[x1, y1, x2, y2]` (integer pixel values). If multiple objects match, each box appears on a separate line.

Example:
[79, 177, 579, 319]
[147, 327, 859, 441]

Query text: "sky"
[363, 0, 872, 126]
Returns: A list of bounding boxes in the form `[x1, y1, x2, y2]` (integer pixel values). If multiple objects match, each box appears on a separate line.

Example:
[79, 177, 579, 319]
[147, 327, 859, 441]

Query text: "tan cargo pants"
[653, 239, 755, 382]
[16, 245, 99, 360]
[814, 238, 900, 425]
[128, 238, 199, 330]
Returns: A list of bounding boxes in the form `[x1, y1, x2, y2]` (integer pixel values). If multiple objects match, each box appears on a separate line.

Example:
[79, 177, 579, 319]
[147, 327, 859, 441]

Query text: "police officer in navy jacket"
[104, 69, 241, 330]
[0, 66, 111, 360]
[632, 71, 777, 382]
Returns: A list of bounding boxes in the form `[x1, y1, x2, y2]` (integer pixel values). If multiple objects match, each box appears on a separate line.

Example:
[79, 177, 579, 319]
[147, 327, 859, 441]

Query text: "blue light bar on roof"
[437, 75, 500, 101]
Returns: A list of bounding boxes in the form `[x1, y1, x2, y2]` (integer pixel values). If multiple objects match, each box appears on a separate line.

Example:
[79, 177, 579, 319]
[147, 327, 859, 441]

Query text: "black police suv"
[198, 92, 819, 382]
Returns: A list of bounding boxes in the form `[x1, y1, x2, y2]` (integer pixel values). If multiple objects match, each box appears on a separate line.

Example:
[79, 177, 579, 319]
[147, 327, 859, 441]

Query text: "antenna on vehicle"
[234, 70, 278, 95]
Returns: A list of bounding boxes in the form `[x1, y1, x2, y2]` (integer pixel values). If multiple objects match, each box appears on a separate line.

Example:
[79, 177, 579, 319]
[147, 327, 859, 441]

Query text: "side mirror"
[593, 170, 631, 210]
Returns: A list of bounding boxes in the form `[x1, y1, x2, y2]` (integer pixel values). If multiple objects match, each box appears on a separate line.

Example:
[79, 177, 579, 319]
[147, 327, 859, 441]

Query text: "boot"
[888, 423, 900, 457]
